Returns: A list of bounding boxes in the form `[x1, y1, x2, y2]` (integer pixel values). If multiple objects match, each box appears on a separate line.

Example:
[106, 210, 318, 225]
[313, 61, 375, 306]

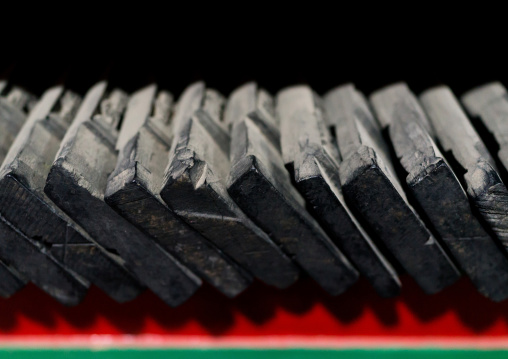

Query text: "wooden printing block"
[323, 84, 459, 294]
[459, 83, 508, 245]
[105, 85, 252, 297]
[0, 86, 36, 163]
[372, 83, 508, 301]
[227, 85, 358, 296]
[422, 84, 508, 246]
[0, 261, 26, 298]
[461, 82, 508, 172]
[0, 87, 90, 305]
[160, 82, 299, 289]
[0, 84, 34, 297]
[224, 82, 280, 149]
[421, 86, 508, 279]
[0, 83, 144, 303]
[271, 86, 402, 298]
[44, 82, 201, 307]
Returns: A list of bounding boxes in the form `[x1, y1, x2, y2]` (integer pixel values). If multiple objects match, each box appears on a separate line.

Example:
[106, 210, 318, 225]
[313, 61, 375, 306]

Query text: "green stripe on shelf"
[0, 349, 506, 358]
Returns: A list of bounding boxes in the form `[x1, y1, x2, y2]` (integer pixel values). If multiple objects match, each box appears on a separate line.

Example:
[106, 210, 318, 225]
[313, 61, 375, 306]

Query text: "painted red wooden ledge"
[2, 274, 508, 347]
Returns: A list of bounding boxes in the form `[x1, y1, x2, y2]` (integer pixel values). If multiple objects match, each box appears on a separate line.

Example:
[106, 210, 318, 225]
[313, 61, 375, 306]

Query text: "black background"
[0, 20, 504, 101]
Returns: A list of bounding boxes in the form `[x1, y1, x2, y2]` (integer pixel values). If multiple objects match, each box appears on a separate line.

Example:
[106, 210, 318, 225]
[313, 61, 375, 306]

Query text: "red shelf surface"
[2, 273, 508, 348]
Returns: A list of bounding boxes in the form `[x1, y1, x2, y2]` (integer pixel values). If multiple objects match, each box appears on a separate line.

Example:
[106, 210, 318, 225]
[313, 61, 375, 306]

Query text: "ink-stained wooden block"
[0, 87, 90, 305]
[105, 85, 252, 298]
[160, 82, 299, 289]
[0, 84, 34, 298]
[224, 82, 280, 150]
[44, 82, 201, 307]
[422, 86, 508, 249]
[276, 86, 401, 298]
[278, 87, 320, 174]
[0, 86, 35, 164]
[371, 83, 435, 137]
[462, 83, 508, 174]
[421, 85, 508, 260]
[0, 84, 144, 303]
[326, 84, 460, 294]
[0, 259, 27, 298]
[371, 83, 508, 301]
[202, 88, 228, 131]
[226, 85, 358, 296]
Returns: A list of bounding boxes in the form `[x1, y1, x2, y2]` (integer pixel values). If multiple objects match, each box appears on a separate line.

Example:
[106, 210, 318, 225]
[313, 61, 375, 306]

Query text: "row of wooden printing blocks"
[0, 80, 507, 306]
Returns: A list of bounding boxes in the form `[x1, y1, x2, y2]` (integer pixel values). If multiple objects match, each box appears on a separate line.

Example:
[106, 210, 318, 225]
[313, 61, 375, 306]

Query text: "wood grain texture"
[44, 83, 200, 307]
[331, 84, 460, 294]
[160, 83, 299, 289]
[0, 87, 91, 305]
[0, 86, 143, 304]
[105, 85, 252, 298]
[421, 86, 508, 249]
[279, 84, 400, 297]
[299, 85, 401, 297]
[375, 84, 508, 301]
[0, 260, 26, 298]
[462, 83, 508, 176]
[227, 85, 359, 296]
[225, 83, 280, 150]
[0, 85, 34, 298]
[0, 87, 35, 167]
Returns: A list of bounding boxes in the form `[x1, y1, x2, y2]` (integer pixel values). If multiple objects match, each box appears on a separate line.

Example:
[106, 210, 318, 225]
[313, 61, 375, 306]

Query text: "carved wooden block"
[160, 82, 299, 289]
[0, 83, 34, 298]
[461, 82, 508, 171]
[1, 84, 144, 303]
[326, 84, 460, 294]
[44, 82, 201, 307]
[0, 259, 27, 299]
[422, 86, 508, 250]
[105, 85, 252, 298]
[372, 83, 508, 301]
[0, 87, 90, 305]
[226, 85, 359, 296]
[225, 82, 280, 149]
[0, 85, 35, 164]
[288, 85, 402, 298]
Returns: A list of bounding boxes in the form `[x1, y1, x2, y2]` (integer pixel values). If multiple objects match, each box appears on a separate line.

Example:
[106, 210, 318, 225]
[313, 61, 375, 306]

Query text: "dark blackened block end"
[0, 262, 27, 298]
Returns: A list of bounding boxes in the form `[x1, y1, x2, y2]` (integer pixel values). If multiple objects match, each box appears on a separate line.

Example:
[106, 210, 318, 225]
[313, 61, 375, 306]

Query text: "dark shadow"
[233, 279, 279, 326]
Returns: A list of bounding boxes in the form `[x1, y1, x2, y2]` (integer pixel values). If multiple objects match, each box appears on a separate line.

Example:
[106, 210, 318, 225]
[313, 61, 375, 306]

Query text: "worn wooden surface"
[225, 83, 280, 149]
[277, 84, 400, 296]
[0, 260, 26, 298]
[326, 84, 459, 294]
[372, 84, 508, 301]
[44, 82, 201, 307]
[0, 84, 34, 298]
[0, 87, 35, 164]
[0, 87, 90, 305]
[0, 84, 143, 304]
[2, 76, 508, 305]
[420, 87, 508, 250]
[461, 82, 508, 172]
[105, 85, 251, 298]
[460, 84, 508, 246]
[319, 85, 401, 297]
[227, 85, 359, 296]
[160, 82, 299, 289]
